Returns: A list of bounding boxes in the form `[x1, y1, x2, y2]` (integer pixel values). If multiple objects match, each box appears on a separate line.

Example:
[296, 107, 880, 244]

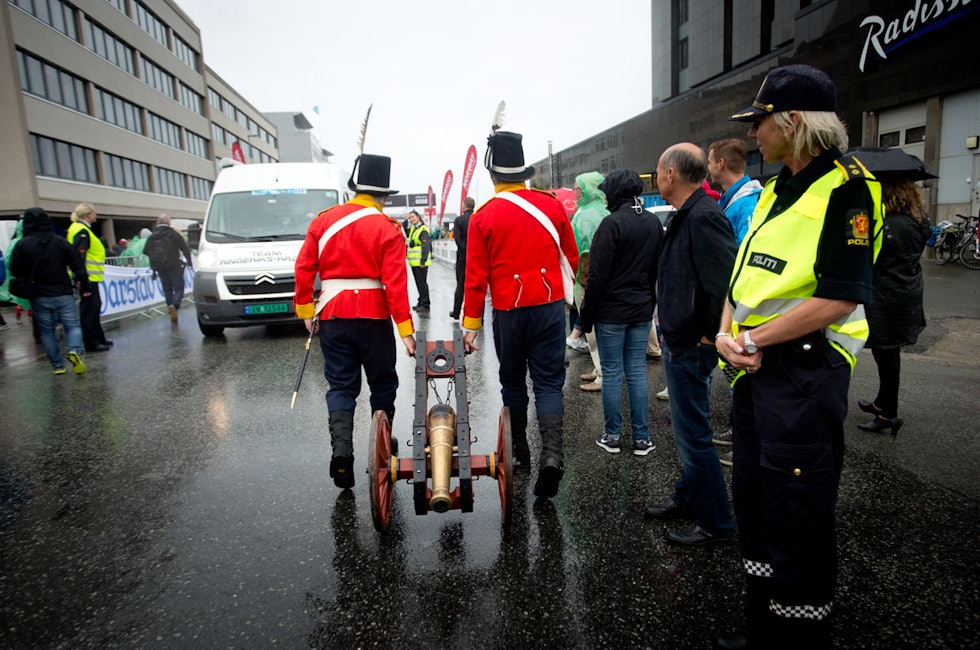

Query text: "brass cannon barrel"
[427, 403, 457, 513]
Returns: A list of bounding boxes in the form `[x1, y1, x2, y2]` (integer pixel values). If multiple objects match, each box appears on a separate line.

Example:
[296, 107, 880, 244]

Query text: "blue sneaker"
[596, 433, 621, 453]
[633, 438, 656, 456]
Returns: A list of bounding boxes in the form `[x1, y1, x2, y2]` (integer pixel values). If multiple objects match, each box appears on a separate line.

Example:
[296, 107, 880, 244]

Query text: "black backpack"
[144, 229, 178, 272]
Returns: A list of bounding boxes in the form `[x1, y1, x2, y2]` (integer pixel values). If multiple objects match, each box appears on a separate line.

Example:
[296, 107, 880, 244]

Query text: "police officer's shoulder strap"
[834, 154, 872, 181]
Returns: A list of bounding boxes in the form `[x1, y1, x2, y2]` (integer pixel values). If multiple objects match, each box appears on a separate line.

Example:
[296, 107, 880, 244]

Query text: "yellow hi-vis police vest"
[407, 223, 431, 267]
[67, 220, 106, 282]
[728, 156, 883, 369]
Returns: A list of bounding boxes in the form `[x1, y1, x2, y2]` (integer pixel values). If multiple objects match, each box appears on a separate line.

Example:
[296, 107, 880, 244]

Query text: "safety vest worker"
[67, 220, 105, 282]
[406, 220, 431, 267]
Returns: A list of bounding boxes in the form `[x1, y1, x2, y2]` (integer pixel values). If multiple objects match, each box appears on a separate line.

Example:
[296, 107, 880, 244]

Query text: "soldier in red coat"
[462, 131, 579, 499]
[294, 154, 416, 489]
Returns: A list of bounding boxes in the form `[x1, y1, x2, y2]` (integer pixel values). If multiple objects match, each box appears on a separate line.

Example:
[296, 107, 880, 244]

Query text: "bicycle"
[930, 213, 976, 266]
[957, 214, 980, 270]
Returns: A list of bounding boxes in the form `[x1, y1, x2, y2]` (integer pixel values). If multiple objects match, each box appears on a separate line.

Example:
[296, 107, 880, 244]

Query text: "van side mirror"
[187, 221, 201, 248]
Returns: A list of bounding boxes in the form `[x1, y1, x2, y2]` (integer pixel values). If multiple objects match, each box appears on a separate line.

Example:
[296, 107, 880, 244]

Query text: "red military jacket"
[462, 184, 579, 331]
[294, 196, 414, 338]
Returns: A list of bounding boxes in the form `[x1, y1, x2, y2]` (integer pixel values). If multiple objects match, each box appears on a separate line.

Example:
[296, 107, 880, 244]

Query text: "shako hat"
[347, 153, 398, 195]
[485, 131, 535, 182]
[730, 64, 837, 122]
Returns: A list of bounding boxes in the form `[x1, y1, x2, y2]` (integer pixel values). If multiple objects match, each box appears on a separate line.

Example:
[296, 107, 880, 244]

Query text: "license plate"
[244, 302, 290, 315]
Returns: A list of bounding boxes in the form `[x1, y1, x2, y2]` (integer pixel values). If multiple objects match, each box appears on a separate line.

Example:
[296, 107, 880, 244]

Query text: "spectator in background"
[644, 143, 737, 547]
[707, 138, 765, 461]
[568, 171, 608, 392]
[450, 196, 474, 319]
[67, 203, 111, 352]
[579, 168, 662, 456]
[858, 177, 930, 436]
[405, 210, 431, 313]
[708, 138, 764, 246]
[9, 208, 89, 376]
[145, 214, 194, 324]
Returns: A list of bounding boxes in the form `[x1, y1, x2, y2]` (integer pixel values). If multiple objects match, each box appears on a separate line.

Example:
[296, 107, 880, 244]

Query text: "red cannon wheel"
[496, 407, 514, 528]
[368, 410, 395, 533]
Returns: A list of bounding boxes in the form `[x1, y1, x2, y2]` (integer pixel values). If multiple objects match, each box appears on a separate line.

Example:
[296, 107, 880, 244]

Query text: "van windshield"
[204, 189, 340, 242]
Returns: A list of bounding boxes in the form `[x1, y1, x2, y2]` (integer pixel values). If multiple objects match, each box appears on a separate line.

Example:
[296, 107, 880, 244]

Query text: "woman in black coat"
[858, 178, 931, 436]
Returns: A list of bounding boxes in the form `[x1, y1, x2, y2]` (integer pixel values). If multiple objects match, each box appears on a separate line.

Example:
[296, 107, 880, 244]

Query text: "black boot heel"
[858, 415, 903, 437]
[858, 399, 882, 415]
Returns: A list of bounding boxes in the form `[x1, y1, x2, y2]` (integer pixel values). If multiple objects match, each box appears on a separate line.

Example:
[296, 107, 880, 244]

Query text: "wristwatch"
[743, 330, 759, 354]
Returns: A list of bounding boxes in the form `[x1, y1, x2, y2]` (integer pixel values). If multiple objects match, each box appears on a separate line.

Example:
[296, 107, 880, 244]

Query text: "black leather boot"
[385, 408, 398, 455]
[328, 410, 355, 489]
[510, 409, 530, 470]
[533, 413, 564, 499]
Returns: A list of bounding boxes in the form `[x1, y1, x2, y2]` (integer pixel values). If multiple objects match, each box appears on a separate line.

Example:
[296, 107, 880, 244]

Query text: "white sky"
[177, 0, 653, 207]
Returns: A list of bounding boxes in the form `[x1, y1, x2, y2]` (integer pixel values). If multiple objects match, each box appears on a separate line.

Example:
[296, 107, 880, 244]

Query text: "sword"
[290, 318, 319, 409]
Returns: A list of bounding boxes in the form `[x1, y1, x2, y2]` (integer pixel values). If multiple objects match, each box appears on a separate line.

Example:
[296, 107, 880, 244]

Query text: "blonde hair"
[71, 202, 95, 222]
[881, 179, 926, 222]
[771, 111, 848, 160]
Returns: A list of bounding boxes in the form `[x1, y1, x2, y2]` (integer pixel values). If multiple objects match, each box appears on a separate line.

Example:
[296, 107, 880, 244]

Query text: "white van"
[189, 162, 349, 336]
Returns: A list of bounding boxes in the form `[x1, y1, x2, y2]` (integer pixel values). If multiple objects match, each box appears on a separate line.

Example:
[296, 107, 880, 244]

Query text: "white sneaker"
[656, 386, 669, 400]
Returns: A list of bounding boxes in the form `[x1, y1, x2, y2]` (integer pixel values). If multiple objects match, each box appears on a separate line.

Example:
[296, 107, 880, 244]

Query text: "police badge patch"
[847, 210, 870, 246]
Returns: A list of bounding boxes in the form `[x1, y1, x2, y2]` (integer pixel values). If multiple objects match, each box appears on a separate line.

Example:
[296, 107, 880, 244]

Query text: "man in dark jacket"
[449, 196, 474, 319]
[146, 214, 194, 323]
[9, 207, 90, 375]
[643, 143, 737, 546]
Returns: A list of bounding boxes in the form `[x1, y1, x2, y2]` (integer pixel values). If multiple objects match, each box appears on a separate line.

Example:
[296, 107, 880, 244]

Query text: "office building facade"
[0, 0, 278, 243]
[534, 0, 980, 220]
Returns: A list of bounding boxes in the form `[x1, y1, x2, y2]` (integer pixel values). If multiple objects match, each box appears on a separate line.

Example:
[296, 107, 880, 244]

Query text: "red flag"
[460, 145, 477, 212]
[231, 141, 246, 164]
[438, 170, 454, 227]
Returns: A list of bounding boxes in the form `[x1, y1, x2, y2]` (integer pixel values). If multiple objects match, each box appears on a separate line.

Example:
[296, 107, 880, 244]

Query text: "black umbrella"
[847, 146, 938, 180]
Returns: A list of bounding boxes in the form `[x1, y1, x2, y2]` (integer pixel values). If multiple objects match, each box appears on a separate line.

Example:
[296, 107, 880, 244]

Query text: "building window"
[207, 87, 222, 110]
[17, 50, 89, 114]
[678, 0, 688, 24]
[185, 130, 208, 159]
[172, 35, 199, 72]
[10, 0, 79, 41]
[133, 1, 167, 47]
[679, 38, 689, 70]
[93, 86, 143, 135]
[140, 56, 175, 99]
[105, 0, 126, 13]
[178, 82, 203, 115]
[30, 133, 99, 183]
[211, 122, 226, 146]
[221, 97, 235, 120]
[105, 153, 150, 191]
[83, 18, 135, 75]
[905, 126, 926, 144]
[147, 112, 181, 148]
[189, 176, 212, 201]
[235, 107, 248, 129]
[155, 167, 187, 197]
[878, 131, 900, 148]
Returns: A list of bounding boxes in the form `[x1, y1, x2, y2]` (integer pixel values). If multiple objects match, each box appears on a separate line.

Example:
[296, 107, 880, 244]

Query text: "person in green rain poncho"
[2, 220, 35, 322]
[120, 228, 153, 267]
[567, 171, 609, 392]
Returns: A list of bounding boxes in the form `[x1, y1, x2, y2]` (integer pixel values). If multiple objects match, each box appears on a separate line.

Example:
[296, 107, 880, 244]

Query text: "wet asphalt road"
[0, 261, 978, 649]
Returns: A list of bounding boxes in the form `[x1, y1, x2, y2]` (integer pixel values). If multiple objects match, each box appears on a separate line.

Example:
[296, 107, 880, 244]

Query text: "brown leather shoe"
[579, 372, 596, 381]
[580, 382, 601, 392]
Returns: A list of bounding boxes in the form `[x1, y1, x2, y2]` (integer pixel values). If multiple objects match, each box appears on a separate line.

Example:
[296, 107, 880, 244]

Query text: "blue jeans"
[31, 294, 84, 369]
[158, 265, 186, 308]
[662, 340, 734, 533]
[596, 320, 652, 440]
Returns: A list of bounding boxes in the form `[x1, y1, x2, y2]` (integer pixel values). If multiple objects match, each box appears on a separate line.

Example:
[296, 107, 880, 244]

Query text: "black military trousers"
[731, 339, 850, 649]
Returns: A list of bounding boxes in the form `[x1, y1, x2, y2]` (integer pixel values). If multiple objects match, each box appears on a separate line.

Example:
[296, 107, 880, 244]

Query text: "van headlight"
[196, 248, 218, 270]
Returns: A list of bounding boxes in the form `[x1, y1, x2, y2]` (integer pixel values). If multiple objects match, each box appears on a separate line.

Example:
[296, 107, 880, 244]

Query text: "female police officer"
[715, 65, 882, 649]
